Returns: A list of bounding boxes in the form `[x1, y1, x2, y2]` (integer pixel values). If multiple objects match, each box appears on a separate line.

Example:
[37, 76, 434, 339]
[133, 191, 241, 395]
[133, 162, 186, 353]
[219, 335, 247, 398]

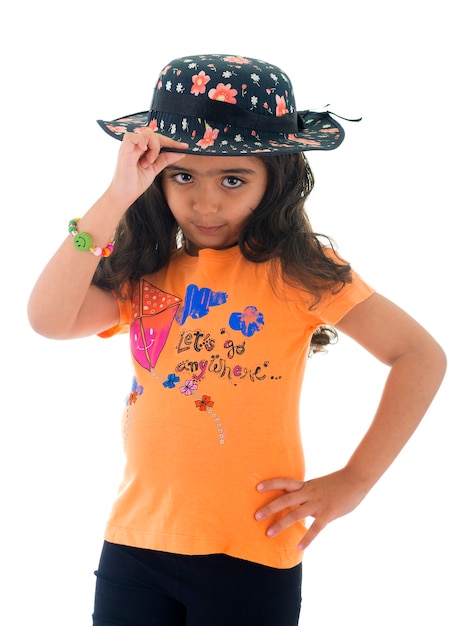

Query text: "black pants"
[93, 541, 302, 626]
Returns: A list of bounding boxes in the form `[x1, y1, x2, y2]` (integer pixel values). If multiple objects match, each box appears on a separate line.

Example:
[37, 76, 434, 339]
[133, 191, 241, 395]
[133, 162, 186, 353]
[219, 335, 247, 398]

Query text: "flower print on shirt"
[229, 306, 265, 337]
[163, 373, 180, 389]
[180, 380, 198, 396]
[195, 395, 214, 411]
[126, 376, 144, 405]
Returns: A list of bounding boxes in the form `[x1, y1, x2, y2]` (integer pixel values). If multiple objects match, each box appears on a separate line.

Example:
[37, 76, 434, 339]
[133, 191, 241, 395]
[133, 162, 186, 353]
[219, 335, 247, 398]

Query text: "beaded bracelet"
[68, 218, 115, 257]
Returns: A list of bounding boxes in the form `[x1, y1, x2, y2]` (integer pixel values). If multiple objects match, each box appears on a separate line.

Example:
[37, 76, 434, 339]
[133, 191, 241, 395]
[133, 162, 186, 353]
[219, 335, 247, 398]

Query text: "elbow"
[411, 336, 447, 393]
[434, 340, 448, 383]
[27, 304, 53, 338]
[27, 298, 43, 335]
[27, 298, 68, 339]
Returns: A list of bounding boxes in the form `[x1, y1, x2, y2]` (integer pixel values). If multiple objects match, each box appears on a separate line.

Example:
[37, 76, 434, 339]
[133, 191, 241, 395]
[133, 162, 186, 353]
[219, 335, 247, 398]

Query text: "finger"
[261, 503, 309, 538]
[142, 131, 189, 153]
[158, 134, 190, 151]
[297, 519, 327, 550]
[263, 508, 328, 548]
[140, 144, 187, 174]
[122, 129, 154, 150]
[154, 150, 186, 171]
[140, 134, 188, 169]
[255, 478, 305, 521]
[118, 131, 154, 166]
[255, 485, 307, 522]
[255, 477, 304, 519]
[121, 131, 188, 165]
[257, 477, 304, 494]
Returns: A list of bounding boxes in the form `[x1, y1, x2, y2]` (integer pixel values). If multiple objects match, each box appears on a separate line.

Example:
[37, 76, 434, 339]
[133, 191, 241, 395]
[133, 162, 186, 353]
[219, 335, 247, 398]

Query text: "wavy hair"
[92, 152, 352, 351]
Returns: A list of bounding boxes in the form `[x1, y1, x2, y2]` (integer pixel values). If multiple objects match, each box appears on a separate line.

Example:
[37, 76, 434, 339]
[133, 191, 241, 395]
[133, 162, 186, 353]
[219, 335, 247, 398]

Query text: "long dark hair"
[92, 152, 352, 351]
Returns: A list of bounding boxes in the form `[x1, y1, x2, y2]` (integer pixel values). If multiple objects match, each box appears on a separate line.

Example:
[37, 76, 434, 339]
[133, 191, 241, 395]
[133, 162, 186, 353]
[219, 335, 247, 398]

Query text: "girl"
[28, 54, 446, 626]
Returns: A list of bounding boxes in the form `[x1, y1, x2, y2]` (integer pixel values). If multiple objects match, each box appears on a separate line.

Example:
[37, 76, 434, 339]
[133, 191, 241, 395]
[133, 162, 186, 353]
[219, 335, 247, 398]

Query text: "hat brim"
[96, 109, 345, 155]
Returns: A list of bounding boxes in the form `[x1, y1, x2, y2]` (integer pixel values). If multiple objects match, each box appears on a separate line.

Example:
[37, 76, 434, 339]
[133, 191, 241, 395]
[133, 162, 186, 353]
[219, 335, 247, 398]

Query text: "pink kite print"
[130, 280, 181, 372]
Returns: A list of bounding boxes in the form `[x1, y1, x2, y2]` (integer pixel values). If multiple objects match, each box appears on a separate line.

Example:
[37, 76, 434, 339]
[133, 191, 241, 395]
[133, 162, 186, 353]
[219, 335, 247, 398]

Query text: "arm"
[254, 292, 447, 549]
[28, 131, 187, 339]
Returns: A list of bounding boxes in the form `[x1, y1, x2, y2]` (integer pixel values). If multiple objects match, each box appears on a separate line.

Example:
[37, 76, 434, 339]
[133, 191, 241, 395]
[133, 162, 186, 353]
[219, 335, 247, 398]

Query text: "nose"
[192, 183, 220, 215]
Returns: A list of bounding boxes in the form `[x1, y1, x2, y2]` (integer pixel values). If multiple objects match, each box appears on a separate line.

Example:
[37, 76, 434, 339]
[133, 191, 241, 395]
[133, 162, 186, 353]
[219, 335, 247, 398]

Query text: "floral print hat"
[97, 53, 355, 155]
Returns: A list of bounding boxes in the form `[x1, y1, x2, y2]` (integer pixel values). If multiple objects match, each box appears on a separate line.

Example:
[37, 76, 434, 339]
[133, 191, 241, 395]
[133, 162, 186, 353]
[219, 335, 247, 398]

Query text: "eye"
[222, 176, 243, 188]
[173, 172, 193, 184]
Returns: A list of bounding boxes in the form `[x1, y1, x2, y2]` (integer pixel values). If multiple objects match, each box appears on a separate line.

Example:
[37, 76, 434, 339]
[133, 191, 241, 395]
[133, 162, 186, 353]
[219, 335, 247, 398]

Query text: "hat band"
[151, 89, 305, 133]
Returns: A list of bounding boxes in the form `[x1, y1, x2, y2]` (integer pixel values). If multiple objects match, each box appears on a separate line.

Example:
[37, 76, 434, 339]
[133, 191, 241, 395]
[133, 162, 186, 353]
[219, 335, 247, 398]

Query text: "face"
[161, 155, 268, 256]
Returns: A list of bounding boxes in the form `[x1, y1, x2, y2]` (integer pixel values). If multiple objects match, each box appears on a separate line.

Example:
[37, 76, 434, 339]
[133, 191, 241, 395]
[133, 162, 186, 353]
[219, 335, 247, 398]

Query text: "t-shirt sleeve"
[314, 268, 375, 326]
[98, 292, 133, 338]
[283, 241, 376, 329]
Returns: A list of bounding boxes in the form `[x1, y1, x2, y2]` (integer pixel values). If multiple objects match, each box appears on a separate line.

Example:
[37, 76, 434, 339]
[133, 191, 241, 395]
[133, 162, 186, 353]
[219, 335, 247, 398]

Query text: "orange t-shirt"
[100, 246, 374, 568]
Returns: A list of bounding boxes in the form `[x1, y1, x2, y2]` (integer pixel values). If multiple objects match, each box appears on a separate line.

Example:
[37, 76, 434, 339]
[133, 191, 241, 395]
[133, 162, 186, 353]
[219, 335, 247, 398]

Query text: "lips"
[195, 224, 224, 234]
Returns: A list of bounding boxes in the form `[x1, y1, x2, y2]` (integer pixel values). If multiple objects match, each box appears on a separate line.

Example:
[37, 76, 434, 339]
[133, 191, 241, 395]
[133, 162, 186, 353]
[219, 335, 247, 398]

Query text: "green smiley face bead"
[68, 218, 114, 257]
[73, 232, 93, 251]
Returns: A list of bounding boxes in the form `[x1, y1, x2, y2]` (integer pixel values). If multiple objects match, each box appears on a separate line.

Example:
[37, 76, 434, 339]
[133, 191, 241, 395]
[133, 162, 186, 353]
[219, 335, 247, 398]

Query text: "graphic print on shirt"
[229, 306, 265, 337]
[128, 278, 277, 445]
[175, 283, 228, 325]
[129, 280, 182, 372]
[123, 375, 144, 449]
[126, 375, 144, 405]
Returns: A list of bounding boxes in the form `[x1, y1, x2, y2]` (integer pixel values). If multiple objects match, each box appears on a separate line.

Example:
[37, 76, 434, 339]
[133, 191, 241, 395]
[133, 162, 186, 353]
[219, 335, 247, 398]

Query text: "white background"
[1, 1, 465, 624]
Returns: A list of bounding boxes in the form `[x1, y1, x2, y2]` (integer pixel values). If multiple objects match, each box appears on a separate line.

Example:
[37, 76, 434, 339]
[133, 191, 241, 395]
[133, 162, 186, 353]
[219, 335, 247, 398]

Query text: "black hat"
[98, 53, 356, 155]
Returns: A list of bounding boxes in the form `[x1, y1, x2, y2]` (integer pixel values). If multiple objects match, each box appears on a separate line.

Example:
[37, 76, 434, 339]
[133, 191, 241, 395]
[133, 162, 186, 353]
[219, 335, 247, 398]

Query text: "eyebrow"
[164, 165, 258, 176]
